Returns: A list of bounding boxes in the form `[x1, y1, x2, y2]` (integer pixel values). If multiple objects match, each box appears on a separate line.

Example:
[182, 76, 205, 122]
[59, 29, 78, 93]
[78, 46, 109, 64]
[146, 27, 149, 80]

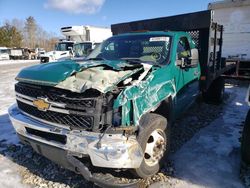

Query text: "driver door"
[175, 36, 200, 115]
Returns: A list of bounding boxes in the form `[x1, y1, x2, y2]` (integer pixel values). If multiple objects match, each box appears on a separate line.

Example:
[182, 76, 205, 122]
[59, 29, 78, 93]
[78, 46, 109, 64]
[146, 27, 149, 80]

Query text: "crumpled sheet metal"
[16, 60, 81, 86]
[114, 67, 176, 126]
[55, 66, 142, 93]
[15, 59, 135, 86]
[77, 60, 135, 71]
[9, 104, 144, 169]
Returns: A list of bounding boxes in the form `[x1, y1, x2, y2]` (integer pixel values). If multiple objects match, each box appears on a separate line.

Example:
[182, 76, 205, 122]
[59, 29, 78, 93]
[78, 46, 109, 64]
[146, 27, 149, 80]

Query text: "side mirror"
[176, 49, 199, 68]
[176, 58, 186, 68]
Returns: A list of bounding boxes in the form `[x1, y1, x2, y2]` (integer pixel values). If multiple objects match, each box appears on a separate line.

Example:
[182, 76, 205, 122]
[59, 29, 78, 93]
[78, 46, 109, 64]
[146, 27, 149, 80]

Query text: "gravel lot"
[0, 60, 249, 188]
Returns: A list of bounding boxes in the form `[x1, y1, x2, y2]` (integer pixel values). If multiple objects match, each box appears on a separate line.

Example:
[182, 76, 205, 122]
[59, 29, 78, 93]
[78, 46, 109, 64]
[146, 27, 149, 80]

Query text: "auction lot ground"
[0, 60, 249, 188]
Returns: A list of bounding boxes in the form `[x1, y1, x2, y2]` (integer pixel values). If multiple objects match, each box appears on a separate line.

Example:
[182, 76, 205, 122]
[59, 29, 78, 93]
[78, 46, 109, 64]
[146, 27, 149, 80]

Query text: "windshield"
[55, 42, 74, 51]
[73, 43, 92, 57]
[88, 34, 171, 65]
[0, 49, 8, 54]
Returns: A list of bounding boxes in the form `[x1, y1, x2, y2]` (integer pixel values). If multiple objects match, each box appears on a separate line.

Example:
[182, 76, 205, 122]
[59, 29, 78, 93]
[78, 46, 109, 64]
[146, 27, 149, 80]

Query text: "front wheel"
[133, 113, 170, 178]
[40, 57, 49, 63]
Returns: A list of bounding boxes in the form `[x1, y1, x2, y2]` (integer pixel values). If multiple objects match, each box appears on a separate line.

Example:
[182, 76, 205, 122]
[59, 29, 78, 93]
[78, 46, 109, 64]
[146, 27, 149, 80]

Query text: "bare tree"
[10, 18, 25, 33]
[47, 37, 58, 51]
[1, 17, 58, 50]
[24, 16, 37, 48]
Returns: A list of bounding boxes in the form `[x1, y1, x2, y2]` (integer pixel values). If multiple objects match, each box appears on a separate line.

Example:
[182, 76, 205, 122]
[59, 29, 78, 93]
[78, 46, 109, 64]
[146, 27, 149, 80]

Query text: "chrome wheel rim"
[144, 129, 166, 166]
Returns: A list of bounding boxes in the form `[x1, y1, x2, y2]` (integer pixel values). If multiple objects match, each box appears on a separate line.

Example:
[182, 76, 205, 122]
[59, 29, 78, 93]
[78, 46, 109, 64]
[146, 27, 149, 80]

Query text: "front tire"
[133, 113, 170, 178]
[40, 57, 49, 63]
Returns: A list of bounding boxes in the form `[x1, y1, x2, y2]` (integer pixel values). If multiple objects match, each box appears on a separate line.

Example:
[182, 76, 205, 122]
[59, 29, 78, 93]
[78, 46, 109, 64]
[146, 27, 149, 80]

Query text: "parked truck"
[0, 47, 10, 60]
[8, 10, 235, 186]
[40, 26, 112, 63]
[9, 48, 24, 60]
[40, 40, 74, 63]
[62, 25, 112, 58]
[72, 42, 100, 58]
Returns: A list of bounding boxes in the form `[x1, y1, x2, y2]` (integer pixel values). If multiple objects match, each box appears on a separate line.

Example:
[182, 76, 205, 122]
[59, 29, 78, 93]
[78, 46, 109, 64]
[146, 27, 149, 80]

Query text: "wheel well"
[153, 97, 173, 123]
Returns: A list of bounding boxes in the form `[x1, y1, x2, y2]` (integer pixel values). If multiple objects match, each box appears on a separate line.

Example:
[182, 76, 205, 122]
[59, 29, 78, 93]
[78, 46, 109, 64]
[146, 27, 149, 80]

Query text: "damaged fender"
[114, 66, 176, 126]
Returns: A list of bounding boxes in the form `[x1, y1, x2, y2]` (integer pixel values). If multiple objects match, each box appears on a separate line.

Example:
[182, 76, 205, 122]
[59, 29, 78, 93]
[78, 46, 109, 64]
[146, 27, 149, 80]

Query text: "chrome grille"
[15, 83, 97, 109]
[15, 82, 103, 130]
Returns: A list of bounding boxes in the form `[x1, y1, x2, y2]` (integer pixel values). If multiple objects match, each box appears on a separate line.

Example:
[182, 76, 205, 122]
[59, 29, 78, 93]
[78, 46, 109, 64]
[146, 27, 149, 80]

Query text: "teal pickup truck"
[8, 11, 234, 186]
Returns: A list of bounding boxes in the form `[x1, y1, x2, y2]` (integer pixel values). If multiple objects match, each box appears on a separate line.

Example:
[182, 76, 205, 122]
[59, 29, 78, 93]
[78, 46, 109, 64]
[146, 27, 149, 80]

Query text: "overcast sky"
[0, 0, 217, 35]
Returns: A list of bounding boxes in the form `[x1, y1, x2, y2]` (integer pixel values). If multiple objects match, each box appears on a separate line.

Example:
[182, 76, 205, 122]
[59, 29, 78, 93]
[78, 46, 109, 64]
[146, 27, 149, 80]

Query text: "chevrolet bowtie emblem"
[33, 98, 50, 111]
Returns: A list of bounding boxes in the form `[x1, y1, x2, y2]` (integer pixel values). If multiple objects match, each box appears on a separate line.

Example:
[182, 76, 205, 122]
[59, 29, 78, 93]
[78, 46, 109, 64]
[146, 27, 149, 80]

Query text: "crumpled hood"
[16, 60, 82, 85]
[16, 59, 146, 93]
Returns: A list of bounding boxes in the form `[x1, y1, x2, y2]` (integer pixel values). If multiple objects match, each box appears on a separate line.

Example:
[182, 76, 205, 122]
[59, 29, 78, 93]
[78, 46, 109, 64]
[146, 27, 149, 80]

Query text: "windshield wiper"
[121, 57, 158, 66]
[86, 57, 105, 61]
[121, 57, 141, 61]
[120, 57, 143, 64]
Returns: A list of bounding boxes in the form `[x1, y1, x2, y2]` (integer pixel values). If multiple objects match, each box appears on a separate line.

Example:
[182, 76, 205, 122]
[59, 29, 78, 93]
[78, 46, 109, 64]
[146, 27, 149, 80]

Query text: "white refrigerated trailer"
[209, 0, 250, 78]
[61, 25, 112, 43]
[61, 25, 112, 58]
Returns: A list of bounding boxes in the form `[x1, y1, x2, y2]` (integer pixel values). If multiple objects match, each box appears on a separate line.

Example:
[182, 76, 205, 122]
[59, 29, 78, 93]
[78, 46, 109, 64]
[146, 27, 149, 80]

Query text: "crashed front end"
[9, 61, 148, 170]
[9, 105, 142, 169]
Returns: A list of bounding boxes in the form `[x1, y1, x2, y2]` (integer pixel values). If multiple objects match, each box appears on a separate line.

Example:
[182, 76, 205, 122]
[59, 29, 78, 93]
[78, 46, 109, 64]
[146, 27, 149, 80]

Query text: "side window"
[100, 41, 118, 59]
[105, 42, 115, 51]
[177, 37, 191, 60]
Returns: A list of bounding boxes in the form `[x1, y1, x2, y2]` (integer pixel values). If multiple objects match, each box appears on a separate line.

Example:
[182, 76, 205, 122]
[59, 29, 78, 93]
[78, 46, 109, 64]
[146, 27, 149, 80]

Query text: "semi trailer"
[209, 0, 250, 79]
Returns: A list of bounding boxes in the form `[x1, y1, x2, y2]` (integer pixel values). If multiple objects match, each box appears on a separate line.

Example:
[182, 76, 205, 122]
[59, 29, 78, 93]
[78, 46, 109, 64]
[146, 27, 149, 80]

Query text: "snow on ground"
[0, 68, 20, 147]
[0, 155, 31, 188]
[0, 61, 37, 187]
[0, 61, 35, 145]
[0, 60, 39, 66]
[151, 83, 249, 188]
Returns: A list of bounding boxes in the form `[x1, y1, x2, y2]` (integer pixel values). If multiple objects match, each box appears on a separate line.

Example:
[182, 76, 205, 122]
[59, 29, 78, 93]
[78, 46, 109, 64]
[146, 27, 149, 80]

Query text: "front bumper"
[8, 104, 143, 169]
[16, 134, 141, 188]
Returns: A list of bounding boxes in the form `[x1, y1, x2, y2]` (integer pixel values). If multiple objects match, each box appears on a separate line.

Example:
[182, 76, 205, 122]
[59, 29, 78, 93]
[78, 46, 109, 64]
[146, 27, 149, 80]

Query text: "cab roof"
[112, 31, 188, 38]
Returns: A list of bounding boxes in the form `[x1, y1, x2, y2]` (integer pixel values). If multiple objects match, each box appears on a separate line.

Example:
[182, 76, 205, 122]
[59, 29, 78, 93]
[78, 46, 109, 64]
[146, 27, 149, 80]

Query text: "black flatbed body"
[111, 10, 236, 91]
